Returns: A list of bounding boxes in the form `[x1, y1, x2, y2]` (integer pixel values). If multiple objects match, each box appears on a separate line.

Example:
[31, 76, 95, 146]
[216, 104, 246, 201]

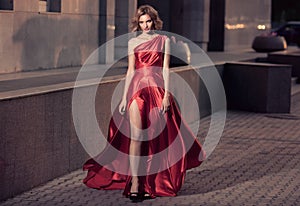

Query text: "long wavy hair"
[130, 5, 163, 32]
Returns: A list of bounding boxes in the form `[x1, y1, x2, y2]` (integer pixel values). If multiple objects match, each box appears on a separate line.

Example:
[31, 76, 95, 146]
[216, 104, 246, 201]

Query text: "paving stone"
[1, 93, 300, 206]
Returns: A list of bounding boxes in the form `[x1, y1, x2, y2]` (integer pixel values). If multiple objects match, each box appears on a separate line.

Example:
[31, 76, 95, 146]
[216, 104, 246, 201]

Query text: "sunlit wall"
[0, 0, 103, 74]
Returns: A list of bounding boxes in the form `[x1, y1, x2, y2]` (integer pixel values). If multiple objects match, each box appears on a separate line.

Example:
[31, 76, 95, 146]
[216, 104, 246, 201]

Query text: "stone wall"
[0, 65, 216, 201]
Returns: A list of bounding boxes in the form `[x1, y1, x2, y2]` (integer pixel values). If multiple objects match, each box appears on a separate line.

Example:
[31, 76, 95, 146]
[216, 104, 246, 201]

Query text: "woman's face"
[138, 14, 153, 33]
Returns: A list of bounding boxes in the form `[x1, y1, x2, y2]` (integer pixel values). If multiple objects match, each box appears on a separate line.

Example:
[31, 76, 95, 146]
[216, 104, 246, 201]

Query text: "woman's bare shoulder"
[128, 37, 139, 43]
[128, 37, 141, 47]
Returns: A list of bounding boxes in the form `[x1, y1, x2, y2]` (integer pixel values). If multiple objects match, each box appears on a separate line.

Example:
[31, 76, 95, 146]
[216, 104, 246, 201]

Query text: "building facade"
[0, 0, 271, 74]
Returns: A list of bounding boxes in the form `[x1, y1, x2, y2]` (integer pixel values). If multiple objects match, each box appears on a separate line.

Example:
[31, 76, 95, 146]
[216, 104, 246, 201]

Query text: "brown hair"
[130, 5, 163, 32]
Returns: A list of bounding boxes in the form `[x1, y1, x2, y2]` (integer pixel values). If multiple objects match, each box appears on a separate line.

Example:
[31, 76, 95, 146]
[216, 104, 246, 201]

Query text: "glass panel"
[0, 0, 13, 10]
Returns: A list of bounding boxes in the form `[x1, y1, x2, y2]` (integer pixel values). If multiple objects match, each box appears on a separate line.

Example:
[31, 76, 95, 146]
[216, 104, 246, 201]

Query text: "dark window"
[49, 0, 61, 12]
[0, 0, 13, 10]
[39, 0, 61, 13]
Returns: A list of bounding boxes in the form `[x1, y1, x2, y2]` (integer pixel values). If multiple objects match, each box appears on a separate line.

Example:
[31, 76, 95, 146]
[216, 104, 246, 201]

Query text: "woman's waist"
[135, 66, 162, 74]
[131, 69, 164, 85]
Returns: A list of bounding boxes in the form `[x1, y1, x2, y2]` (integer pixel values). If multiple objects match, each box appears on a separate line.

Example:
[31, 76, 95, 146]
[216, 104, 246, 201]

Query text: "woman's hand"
[161, 96, 170, 113]
[119, 99, 127, 115]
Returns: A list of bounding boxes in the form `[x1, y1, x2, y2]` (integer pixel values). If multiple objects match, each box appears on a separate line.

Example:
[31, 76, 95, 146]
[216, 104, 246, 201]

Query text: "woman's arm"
[161, 37, 171, 113]
[119, 41, 136, 115]
[122, 54, 135, 101]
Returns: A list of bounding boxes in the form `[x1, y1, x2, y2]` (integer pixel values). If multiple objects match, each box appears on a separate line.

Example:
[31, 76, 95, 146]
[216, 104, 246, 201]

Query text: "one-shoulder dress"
[83, 35, 205, 198]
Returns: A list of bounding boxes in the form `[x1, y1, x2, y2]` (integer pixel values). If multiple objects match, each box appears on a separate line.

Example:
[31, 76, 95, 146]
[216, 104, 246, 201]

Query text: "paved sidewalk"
[1, 96, 300, 206]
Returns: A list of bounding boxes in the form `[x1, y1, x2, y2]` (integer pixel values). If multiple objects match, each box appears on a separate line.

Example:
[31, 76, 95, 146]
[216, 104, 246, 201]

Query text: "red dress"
[83, 35, 205, 198]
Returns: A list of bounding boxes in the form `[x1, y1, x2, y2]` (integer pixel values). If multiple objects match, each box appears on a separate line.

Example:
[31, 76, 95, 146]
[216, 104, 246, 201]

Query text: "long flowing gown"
[83, 35, 205, 198]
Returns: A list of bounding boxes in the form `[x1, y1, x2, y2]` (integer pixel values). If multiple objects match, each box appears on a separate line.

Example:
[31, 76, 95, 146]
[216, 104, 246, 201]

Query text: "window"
[39, 0, 61, 13]
[0, 0, 13, 10]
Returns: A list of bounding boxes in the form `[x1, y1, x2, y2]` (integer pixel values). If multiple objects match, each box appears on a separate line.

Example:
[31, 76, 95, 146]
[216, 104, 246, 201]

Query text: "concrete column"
[114, 0, 137, 60]
[128, 0, 137, 28]
[170, 0, 210, 51]
[208, 0, 225, 51]
[98, 0, 115, 64]
[115, 0, 137, 36]
[106, 0, 115, 63]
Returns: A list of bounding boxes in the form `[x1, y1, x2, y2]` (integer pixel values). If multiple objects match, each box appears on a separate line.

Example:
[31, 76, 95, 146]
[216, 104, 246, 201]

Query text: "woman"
[83, 5, 205, 202]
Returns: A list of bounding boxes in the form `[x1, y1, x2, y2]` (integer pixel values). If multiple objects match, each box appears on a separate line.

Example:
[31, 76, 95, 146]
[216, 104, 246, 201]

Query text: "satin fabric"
[83, 35, 205, 198]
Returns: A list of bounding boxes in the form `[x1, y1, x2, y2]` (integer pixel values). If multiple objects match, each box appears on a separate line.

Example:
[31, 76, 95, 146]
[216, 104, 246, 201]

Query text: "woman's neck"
[138, 31, 157, 40]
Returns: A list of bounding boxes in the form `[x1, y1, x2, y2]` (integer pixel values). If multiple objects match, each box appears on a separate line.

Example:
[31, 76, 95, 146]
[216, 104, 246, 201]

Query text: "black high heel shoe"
[129, 192, 142, 202]
[142, 192, 152, 200]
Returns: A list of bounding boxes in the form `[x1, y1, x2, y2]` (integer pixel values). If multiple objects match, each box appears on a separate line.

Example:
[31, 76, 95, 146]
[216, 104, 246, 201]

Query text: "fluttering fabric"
[83, 35, 205, 198]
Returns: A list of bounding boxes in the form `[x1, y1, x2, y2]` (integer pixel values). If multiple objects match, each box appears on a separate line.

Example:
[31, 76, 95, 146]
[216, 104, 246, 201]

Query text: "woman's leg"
[128, 100, 142, 193]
